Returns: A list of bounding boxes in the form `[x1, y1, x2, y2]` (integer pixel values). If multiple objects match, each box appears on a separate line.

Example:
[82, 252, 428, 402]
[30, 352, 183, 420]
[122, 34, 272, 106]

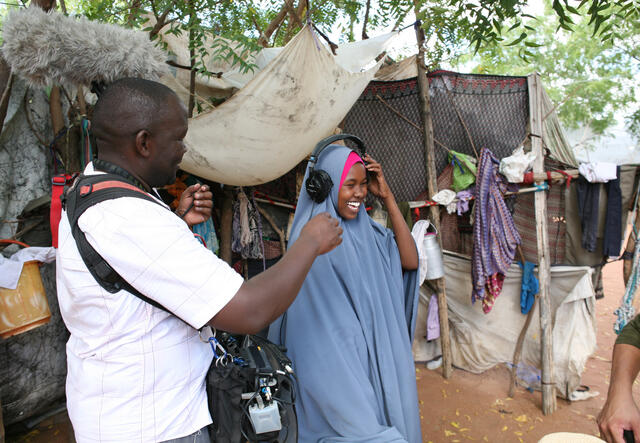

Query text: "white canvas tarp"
[374, 55, 417, 81]
[159, 24, 396, 185]
[156, 16, 396, 95]
[413, 253, 597, 397]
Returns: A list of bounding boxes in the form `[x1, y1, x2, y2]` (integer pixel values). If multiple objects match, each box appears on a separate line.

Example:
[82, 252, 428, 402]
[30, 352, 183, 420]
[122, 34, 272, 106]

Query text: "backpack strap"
[64, 173, 176, 317]
[51, 173, 77, 248]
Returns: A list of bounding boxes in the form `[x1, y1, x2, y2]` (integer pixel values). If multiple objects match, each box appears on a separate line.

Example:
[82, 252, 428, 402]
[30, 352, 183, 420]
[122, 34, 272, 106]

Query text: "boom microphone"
[1, 7, 168, 87]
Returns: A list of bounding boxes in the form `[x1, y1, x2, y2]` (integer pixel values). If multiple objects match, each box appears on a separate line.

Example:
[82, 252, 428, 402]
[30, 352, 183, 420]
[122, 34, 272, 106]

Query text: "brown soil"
[6, 261, 634, 443]
[416, 260, 634, 443]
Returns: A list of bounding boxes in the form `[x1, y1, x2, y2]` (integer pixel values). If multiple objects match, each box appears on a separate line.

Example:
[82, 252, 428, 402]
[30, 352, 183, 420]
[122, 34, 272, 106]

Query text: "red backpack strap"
[50, 173, 76, 248]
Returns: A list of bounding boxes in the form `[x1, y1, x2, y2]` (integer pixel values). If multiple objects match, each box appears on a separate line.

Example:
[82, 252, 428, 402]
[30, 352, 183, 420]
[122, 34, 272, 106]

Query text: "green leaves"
[506, 32, 527, 45]
[461, 0, 639, 137]
[31, 0, 638, 137]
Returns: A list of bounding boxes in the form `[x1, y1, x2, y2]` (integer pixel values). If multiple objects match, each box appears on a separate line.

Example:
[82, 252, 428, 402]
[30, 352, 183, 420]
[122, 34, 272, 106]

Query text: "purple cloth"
[456, 190, 474, 216]
[472, 148, 521, 312]
[426, 294, 440, 341]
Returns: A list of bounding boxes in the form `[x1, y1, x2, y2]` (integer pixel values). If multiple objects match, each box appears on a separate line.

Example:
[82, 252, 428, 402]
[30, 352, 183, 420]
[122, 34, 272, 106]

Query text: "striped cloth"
[513, 178, 566, 265]
[472, 148, 521, 313]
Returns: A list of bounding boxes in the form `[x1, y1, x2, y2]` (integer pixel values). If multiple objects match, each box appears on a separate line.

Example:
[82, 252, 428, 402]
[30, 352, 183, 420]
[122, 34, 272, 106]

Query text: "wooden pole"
[187, 0, 197, 118]
[414, 19, 452, 379]
[528, 73, 556, 414]
[219, 188, 234, 265]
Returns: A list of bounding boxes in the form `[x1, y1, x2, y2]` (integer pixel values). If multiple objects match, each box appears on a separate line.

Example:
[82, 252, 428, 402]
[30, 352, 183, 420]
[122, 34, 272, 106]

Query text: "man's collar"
[91, 158, 153, 193]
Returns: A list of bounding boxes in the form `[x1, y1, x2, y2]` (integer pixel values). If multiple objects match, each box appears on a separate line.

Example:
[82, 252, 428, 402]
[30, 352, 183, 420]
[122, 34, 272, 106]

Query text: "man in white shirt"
[56, 77, 342, 442]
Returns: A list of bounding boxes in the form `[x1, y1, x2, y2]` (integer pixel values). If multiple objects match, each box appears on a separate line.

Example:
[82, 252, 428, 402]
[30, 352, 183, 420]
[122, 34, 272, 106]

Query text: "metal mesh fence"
[342, 71, 530, 202]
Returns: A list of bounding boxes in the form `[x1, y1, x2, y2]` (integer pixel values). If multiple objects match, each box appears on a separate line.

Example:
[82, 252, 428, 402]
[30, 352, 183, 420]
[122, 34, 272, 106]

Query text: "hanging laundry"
[456, 190, 474, 216]
[193, 218, 220, 255]
[448, 151, 477, 192]
[232, 190, 264, 259]
[432, 189, 457, 214]
[499, 146, 537, 183]
[602, 166, 623, 257]
[482, 274, 505, 313]
[411, 220, 431, 285]
[435, 163, 460, 253]
[576, 177, 600, 252]
[426, 294, 440, 341]
[472, 148, 521, 314]
[518, 261, 539, 315]
[578, 162, 617, 183]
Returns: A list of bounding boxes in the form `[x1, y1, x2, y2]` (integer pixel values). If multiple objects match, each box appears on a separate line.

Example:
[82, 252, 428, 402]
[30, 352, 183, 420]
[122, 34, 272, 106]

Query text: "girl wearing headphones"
[269, 142, 421, 443]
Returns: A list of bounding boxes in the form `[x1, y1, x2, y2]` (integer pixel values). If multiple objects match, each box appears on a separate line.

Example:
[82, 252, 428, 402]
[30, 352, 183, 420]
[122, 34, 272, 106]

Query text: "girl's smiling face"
[337, 162, 368, 220]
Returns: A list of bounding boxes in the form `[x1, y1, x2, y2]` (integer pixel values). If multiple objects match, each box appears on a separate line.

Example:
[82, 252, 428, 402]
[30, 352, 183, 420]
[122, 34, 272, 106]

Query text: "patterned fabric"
[513, 183, 566, 265]
[232, 191, 264, 259]
[435, 164, 460, 252]
[456, 190, 474, 215]
[482, 273, 505, 314]
[615, 236, 640, 334]
[472, 148, 521, 313]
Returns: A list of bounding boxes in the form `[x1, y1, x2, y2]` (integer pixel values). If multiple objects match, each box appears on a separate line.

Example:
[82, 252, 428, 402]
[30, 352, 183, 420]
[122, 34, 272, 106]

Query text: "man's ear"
[134, 129, 152, 158]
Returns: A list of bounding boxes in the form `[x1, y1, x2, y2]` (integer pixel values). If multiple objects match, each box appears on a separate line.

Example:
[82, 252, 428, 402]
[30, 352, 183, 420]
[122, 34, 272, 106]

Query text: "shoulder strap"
[64, 174, 177, 317]
[51, 173, 77, 248]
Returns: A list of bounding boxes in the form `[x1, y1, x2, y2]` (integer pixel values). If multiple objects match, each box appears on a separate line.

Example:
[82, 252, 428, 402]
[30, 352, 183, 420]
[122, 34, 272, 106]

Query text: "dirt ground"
[6, 261, 633, 443]
[416, 260, 631, 443]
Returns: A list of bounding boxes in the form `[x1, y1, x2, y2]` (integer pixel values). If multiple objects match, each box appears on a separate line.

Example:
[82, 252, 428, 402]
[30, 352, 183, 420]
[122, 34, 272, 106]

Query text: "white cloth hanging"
[578, 162, 618, 183]
[0, 247, 55, 290]
[411, 219, 431, 285]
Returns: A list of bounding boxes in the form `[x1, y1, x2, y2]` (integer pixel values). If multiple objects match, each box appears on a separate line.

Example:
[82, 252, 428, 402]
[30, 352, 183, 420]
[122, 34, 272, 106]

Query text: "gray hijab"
[269, 145, 421, 443]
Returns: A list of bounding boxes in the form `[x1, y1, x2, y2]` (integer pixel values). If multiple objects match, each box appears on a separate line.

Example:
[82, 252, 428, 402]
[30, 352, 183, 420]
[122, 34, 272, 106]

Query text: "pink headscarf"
[339, 151, 364, 189]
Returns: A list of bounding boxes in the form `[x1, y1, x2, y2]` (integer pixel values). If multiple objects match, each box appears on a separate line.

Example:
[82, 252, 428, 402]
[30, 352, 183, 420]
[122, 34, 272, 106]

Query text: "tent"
[337, 67, 639, 407]
[155, 18, 398, 186]
[411, 253, 597, 399]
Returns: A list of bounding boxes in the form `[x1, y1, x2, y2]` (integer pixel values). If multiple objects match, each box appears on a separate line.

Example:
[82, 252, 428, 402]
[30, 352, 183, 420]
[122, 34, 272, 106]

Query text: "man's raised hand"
[300, 212, 343, 255]
[176, 183, 213, 228]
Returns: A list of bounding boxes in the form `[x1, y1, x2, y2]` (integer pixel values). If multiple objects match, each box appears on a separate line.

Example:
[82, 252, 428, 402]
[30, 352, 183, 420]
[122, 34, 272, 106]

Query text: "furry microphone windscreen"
[1, 7, 168, 87]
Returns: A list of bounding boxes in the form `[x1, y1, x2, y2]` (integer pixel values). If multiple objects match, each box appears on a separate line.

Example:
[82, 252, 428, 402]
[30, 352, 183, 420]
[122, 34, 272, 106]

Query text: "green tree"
[455, 0, 639, 137]
[4, 0, 636, 126]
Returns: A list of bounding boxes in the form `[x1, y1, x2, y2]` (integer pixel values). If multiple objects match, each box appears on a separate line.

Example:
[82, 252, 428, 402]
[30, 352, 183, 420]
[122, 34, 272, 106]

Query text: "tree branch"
[362, 0, 371, 40]
[148, 5, 173, 40]
[258, 0, 291, 47]
[285, 0, 304, 29]
[126, 0, 142, 27]
[392, 6, 412, 32]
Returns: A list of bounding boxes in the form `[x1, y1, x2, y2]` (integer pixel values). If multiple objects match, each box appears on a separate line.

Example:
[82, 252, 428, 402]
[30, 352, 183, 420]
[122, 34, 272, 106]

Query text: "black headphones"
[305, 134, 366, 203]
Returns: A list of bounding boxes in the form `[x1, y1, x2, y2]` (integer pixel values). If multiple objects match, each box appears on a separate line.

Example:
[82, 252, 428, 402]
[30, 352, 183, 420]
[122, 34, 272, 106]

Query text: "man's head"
[92, 77, 188, 188]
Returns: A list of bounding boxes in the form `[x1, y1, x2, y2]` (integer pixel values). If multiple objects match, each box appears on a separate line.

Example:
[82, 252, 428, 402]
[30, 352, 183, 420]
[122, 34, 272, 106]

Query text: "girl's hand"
[364, 154, 392, 200]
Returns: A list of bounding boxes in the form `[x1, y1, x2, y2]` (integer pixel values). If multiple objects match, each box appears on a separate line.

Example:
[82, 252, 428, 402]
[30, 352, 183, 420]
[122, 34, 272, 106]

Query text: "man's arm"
[598, 316, 640, 443]
[209, 212, 342, 334]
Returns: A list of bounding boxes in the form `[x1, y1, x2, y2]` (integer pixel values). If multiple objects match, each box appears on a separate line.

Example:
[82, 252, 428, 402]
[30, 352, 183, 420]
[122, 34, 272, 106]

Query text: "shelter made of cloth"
[165, 25, 395, 186]
[443, 252, 596, 398]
